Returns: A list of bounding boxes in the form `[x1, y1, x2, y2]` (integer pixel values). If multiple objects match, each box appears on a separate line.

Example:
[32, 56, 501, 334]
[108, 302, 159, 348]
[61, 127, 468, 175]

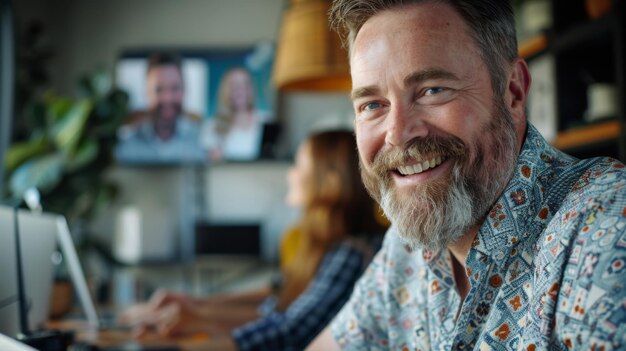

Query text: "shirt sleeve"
[555, 168, 626, 350]
[232, 242, 366, 351]
[330, 228, 399, 350]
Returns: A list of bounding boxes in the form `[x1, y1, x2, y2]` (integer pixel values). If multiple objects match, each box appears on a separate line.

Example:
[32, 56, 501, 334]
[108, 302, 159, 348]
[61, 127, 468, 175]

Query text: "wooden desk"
[109, 257, 276, 305]
[47, 257, 274, 350]
[47, 320, 235, 351]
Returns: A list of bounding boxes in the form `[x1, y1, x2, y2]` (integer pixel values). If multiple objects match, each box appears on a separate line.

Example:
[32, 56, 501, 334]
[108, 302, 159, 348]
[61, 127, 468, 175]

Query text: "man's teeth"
[397, 156, 443, 175]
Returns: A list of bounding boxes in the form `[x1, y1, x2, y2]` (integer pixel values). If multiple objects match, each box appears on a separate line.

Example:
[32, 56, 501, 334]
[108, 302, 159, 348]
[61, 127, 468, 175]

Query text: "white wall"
[14, 0, 355, 262]
[205, 162, 299, 260]
[91, 162, 299, 262]
[46, 0, 286, 94]
[283, 92, 355, 153]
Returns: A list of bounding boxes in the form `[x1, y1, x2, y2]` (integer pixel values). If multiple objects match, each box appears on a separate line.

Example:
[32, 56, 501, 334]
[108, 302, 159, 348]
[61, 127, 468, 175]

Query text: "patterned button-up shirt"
[331, 125, 626, 350]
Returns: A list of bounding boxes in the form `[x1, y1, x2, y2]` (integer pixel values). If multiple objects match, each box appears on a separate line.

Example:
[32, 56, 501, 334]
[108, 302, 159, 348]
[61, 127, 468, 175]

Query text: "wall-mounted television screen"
[114, 43, 278, 165]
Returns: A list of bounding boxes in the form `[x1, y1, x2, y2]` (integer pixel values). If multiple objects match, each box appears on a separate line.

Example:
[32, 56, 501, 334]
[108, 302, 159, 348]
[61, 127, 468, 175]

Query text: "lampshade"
[273, 0, 351, 91]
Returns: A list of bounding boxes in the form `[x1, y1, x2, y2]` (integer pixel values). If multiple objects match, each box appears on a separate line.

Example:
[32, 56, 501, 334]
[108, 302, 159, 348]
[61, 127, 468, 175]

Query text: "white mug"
[521, 0, 552, 34]
[585, 83, 618, 122]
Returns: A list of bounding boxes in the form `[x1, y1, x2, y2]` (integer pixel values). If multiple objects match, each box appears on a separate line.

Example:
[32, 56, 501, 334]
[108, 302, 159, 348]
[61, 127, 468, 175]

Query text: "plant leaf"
[9, 153, 65, 198]
[65, 138, 99, 172]
[79, 68, 112, 100]
[91, 69, 113, 98]
[46, 94, 73, 123]
[4, 136, 49, 172]
[51, 99, 93, 154]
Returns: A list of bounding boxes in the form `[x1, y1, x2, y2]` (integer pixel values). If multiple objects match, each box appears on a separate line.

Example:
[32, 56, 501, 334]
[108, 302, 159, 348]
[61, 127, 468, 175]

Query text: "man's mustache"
[371, 134, 468, 176]
[152, 103, 183, 116]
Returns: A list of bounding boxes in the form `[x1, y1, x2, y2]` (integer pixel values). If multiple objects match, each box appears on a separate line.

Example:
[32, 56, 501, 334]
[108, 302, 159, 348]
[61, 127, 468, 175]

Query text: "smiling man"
[307, 0, 626, 350]
[116, 53, 206, 164]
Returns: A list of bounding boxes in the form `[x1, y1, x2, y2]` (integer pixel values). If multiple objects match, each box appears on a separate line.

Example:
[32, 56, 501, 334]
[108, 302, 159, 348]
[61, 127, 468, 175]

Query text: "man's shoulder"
[544, 156, 626, 271]
[572, 156, 625, 181]
[548, 159, 626, 345]
[177, 112, 203, 131]
[543, 155, 625, 227]
[535, 155, 625, 268]
[560, 156, 626, 205]
[182, 111, 203, 123]
[117, 113, 151, 141]
[125, 110, 152, 125]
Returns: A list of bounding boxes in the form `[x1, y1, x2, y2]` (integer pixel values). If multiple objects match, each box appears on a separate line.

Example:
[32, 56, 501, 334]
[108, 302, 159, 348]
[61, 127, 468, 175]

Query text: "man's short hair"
[329, 0, 518, 94]
[146, 52, 183, 75]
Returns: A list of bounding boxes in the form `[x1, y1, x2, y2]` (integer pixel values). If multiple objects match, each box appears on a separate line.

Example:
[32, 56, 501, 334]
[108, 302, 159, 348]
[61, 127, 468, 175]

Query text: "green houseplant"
[4, 68, 130, 313]
[3, 21, 130, 315]
[3, 69, 129, 225]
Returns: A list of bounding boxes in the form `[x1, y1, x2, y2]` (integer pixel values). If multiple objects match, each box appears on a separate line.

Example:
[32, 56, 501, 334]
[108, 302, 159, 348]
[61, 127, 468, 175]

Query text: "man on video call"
[307, 0, 626, 350]
[115, 53, 205, 164]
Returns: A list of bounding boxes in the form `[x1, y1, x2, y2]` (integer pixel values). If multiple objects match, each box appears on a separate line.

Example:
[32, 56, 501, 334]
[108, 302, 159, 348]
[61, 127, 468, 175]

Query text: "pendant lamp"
[273, 0, 351, 91]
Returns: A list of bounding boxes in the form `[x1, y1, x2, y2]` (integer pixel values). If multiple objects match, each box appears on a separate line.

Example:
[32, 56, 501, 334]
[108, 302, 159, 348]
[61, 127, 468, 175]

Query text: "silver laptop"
[0, 207, 58, 337]
[55, 216, 100, 328]
[0, 333, 38, 351]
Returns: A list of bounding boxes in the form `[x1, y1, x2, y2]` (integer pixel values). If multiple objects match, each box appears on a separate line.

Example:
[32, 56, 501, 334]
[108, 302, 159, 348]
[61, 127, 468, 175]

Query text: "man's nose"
[159, 89, 179, 103]
[384, 105, 429, 147]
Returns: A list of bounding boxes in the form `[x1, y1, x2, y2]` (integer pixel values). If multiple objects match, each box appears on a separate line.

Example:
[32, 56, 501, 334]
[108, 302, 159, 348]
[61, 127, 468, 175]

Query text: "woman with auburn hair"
[201, 67, 269, 161]
[120, 130, 387, 350]
[273, 130, 386, 313]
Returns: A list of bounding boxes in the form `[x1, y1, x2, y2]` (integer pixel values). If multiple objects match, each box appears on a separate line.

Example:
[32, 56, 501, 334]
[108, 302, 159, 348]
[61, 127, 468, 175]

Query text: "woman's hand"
[133, 298, 211, 337]
[119, 290, 213, 337]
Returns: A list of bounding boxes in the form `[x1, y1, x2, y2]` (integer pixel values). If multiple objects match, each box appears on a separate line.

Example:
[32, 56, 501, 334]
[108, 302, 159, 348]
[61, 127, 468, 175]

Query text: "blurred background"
[0, 0, 624, 313]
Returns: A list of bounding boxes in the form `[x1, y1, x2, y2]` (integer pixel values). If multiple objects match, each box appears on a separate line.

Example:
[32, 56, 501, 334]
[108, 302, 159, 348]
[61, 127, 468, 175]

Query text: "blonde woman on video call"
[201, 67, 269, 161]
[120, 129, 388, 350]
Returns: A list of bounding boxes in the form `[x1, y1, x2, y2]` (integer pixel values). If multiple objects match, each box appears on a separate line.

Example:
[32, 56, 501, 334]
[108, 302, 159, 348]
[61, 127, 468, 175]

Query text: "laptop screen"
[0, 207, 58, 337]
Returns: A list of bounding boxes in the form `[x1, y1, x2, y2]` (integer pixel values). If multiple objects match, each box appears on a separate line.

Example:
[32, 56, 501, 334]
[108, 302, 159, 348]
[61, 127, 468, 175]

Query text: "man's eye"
[363, 102, 382, 111]
[424, 87, 446, 96]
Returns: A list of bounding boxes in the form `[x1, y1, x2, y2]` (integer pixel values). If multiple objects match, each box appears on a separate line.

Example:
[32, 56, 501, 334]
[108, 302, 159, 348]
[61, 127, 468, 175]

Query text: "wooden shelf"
[518, 14, 613, 60]
[550, 13, 614, 54]
[519, 34, 548, 59]
[553, 120, 621, 151]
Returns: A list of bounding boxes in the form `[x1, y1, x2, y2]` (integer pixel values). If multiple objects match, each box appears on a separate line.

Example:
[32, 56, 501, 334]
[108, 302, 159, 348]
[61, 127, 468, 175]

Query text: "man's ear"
[507, 57, 532, 127]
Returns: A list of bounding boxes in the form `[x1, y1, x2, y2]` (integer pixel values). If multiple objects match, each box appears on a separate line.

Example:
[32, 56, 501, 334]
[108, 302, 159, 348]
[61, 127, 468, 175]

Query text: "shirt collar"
[471, 124, 570, 264]
[139, 115, 186, 143]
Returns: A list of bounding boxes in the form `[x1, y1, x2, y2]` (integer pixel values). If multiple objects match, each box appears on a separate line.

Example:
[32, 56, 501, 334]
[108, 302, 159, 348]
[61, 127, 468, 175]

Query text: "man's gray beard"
[362, 100, 518, 252]
[379, 165, 474, 251]
[154, 103, 183, 121]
